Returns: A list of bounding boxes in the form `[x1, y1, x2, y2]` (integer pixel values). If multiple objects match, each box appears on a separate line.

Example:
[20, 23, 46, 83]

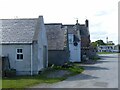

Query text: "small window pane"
[20, 54, 23, 59]
[17, 49, 22, 53]
[17, 49, 19, 53]
[17, 54, 23, 59]
[17, 54, 19, 59]
[20, 49, 22, 53]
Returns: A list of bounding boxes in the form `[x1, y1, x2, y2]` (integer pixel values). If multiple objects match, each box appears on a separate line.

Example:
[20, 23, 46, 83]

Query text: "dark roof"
[80, 24, 90, 36]
[63, 25, 76, 34]
[45, 24, 67, 50]
[64, 23, 90, 36]
[45, 23, 62, 25]
[63, 24, 80, 42]
[0, 19, 38, 44]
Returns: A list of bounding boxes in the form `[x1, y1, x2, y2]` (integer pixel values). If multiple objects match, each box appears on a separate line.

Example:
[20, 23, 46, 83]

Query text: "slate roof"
[80, 24, 90, 36]
[63, 24, 76, 34]
[63, 24, 80, 42]
[64, 23, 89, 36]
[45, 24, 67, 50]
[0, 19, 38, 44]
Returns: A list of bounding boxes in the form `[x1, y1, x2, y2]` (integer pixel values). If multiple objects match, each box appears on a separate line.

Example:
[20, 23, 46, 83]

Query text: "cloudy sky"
[0, 0, 119, 44]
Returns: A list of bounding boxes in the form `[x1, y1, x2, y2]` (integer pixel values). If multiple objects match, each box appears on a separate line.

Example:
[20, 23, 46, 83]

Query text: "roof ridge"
[45, 23, 62, 25]
[0, 18, 38, 20]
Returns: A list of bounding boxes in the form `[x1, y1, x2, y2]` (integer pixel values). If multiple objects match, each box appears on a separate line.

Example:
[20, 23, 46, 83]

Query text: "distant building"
[112, 45, 119, 52]
[97, 45, 113, 52]
[107, 41, 114, 45]
[97, 45, 119, 52]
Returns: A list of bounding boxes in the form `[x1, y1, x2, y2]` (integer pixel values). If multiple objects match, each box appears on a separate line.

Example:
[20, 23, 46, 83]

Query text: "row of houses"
[97, 45, 119, 52]
[0, 16, 96, 75]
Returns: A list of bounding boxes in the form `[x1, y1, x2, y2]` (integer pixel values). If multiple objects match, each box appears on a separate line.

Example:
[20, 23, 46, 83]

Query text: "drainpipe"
[31, 44, 33, 76]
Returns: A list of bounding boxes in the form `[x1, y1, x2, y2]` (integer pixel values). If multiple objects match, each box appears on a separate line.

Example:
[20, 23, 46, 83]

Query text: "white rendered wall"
[68, 34, 81, 62]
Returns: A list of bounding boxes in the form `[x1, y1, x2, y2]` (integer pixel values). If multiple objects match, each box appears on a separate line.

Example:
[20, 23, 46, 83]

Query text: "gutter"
[31, 44, 33, 76]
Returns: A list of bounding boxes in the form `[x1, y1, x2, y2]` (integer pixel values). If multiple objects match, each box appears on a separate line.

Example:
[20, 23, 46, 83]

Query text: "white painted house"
[64, 21, 81, 62]
[0, 16, 48, 75]
[68, 34, 81, 62]
[97, 45, 113, 52]
[112, 45, 119, 52]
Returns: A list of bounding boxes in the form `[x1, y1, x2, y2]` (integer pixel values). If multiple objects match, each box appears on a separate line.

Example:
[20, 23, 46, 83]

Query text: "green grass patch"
[2, 63, 84, 88]
[2, 74, 64, 88]
[90, 55, 101, 61]
[52, 63, 84, 76]
[97, 52, 118, 54]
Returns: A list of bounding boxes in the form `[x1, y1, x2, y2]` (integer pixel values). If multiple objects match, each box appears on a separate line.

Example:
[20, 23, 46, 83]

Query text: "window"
[68, 34, 73, 43]
[16, 49, 23, 60]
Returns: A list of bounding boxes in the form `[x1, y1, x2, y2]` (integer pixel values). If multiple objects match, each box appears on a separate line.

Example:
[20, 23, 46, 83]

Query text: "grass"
[53, 64, 84, 76]
[90, 55, 101, 61]
[2, 74, 65, 88]
[97, 52, 118, 54]
[2, 63, 84, 89]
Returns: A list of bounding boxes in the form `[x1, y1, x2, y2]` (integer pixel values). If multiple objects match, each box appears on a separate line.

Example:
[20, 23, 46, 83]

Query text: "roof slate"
[0, 19, 38, 44]
[80, 25, 89, 36]
[45, 24, 67, 50]
[63, 25, 76, 34]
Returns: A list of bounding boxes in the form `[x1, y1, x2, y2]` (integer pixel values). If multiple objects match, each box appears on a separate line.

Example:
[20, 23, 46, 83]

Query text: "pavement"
[32, 54, 118, 88]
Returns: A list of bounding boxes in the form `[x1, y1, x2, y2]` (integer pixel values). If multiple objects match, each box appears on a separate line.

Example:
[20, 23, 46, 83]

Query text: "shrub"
[4, 69, 16, 77]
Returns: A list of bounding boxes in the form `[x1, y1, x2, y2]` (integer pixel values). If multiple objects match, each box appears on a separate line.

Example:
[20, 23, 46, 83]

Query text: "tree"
[96, 40, 106, 45]
[91, 42, 97, 48]
[91, 40, 106, 48]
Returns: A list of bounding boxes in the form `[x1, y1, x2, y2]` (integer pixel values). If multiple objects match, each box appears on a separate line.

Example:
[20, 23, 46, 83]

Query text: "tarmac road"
[32, 54, 118, 88]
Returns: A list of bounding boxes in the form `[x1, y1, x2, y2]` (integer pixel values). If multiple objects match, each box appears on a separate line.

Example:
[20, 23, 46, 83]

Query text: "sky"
[0, 0, 119, 44]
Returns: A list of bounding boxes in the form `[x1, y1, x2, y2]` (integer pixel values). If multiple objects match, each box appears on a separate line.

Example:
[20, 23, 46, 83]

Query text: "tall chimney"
[76, 19, 78, 24]
[85, 19, 89, 27]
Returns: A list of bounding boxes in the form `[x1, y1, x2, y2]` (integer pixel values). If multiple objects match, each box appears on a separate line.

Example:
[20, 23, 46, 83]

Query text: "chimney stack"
[76, 19, 78, 24]
[85, 19, 89, 27]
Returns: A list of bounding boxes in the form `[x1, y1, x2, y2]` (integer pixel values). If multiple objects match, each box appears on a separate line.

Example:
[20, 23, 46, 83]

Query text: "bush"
[90, 55, 100, 61]
[3, 69, 16, 77]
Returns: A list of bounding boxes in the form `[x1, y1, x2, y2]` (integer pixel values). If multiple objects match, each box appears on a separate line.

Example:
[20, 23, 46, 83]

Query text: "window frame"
[68, 34, 73, 44]
[16, 48, 23, 61]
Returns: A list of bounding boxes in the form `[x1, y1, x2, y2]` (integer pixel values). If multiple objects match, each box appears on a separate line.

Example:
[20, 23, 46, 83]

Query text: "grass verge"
[90, 55, 101, 61]
[2, 74, 65, 89]
[97, 52, 118, 54]
[52, 64, 84, 76]
[2, 63, 84, 88]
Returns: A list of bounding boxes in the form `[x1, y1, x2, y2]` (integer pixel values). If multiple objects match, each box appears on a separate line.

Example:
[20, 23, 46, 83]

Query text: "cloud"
[95, 11, 110, 16]
[0, 0, 118, 44]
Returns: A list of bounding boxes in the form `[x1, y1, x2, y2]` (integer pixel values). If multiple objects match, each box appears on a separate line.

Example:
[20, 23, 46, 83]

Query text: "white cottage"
[68, 33, 81, 62]
[0, 16, 48, 75]
[97, 45, 114, 52]
[64, 21, 81, 62]
[97, 45, 119, 53]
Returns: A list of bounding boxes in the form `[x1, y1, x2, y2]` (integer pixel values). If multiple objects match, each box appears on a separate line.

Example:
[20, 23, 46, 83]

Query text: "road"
[32, 54, 118, 88]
